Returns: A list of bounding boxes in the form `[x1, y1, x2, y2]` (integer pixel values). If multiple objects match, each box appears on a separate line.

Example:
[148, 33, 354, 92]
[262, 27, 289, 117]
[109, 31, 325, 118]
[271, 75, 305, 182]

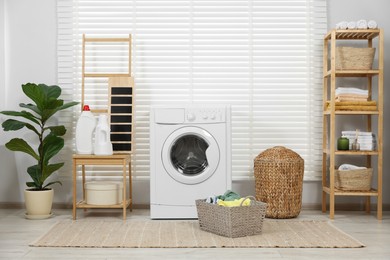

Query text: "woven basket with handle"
[196, 196, 267, 238]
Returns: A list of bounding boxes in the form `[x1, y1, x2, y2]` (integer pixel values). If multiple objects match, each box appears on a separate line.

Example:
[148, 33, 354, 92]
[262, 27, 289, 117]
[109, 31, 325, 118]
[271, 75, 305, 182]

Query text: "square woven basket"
[334, 168, 373, 191]
[336, 47, 375, 70]
[195, 196, 267, 238]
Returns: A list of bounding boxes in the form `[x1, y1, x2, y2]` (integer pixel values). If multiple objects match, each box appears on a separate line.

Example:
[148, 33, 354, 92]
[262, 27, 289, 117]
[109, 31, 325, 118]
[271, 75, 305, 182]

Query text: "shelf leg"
[122, 159, 127, 220]
[365, 196, 371, 214]
[329, 193, 335, 219]
[377, 193, 383, 220]
[72, 159, 77, 220]
[82, 165, 87, 213]
[129, 158, 132, 212]
[322, 191, 326, 213]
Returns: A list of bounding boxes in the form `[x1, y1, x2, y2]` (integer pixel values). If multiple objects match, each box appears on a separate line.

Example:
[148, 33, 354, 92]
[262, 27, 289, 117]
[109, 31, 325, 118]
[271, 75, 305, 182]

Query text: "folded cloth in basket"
[338, 164, 367, 171]
[217, 197, 251, 207]
[216, 190, 241, 201]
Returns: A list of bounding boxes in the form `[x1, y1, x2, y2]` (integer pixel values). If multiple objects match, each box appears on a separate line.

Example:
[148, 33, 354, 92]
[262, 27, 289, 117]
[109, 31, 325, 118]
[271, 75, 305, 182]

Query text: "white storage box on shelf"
[85, 181, 123, 205]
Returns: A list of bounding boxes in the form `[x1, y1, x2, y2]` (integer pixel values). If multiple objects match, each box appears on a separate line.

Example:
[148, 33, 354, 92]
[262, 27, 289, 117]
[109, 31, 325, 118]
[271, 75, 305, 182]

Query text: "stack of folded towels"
[205, 190, 251, 207]
[326, 87, 377, 111]
[336, 20, 377, 30]
[336, 87, 368, 101]
[341, 130, 376, 151]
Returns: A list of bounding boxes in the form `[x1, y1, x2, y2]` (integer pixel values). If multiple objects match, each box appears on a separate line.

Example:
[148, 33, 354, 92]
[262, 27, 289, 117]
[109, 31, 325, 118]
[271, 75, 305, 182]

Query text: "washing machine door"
[161, 126, 220, 185]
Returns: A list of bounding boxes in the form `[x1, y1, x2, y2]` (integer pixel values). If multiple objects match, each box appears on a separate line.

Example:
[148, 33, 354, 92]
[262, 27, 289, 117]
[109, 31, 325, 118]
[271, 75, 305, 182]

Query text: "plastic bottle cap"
[83, 105, 90, 111]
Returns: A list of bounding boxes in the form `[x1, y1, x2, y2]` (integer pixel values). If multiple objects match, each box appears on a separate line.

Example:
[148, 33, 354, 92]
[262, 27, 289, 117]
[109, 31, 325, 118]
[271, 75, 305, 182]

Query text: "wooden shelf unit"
[72, 154, 132, 220]
[322, 29, 383, 219]
[73, 36, 135, 220]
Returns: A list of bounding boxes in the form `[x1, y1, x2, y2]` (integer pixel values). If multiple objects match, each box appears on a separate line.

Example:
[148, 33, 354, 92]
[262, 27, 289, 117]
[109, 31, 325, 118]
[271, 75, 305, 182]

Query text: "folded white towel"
[342, 131, 373, 136]
[338, 164, 367, 171]
[368, 20, 377, 29]
[336, 21, 348, 30]
[357, 19, 368, 29]
[336, 87, 368, 95]
[347, 21, 356, 29]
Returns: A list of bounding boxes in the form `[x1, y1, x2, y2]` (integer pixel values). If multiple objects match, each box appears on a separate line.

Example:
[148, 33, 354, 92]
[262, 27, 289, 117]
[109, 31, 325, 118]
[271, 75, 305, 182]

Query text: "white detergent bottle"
[76, 105, 96, 154]
[94, 114, 113, 155]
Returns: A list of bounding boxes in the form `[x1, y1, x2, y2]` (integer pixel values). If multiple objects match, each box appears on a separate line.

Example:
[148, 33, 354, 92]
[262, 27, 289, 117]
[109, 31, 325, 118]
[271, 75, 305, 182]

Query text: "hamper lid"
[85, 181, 122, 190]
[255, 146, 303, 162]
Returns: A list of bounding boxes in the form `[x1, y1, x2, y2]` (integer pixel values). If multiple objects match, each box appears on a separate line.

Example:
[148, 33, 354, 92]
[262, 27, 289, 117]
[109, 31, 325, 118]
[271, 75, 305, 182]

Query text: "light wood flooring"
[0, 208, 389, 259]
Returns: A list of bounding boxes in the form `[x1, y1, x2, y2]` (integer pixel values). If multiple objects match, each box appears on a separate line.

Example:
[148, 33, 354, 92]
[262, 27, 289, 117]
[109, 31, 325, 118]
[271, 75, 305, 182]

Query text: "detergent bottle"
[94, 114, 113, 155]
[76, 105, 96, 154]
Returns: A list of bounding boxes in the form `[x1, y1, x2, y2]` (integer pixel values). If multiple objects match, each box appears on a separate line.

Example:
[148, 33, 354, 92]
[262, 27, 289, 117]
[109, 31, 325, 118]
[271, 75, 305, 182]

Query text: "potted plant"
[0, 83, 78, 219]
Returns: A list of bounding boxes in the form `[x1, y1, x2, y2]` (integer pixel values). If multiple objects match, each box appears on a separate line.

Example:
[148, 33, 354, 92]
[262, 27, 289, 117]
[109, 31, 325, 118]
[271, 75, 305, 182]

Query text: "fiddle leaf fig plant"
[0, 83, 78, 190]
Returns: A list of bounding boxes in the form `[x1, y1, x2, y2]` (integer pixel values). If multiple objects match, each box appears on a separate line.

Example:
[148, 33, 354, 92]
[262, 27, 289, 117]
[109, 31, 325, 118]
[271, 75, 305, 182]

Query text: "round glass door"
[162, 126, 220, 185]
[170, 134, 209, 176]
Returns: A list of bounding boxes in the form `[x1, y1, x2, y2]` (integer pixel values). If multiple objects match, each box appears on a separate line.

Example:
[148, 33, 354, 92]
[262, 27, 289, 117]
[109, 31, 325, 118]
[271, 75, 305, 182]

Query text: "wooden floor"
[0, 208, 389, 259]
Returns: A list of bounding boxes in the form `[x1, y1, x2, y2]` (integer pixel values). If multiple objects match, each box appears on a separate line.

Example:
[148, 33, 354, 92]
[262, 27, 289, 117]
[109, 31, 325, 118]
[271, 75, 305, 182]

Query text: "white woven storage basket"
[196, 196, 267, 238]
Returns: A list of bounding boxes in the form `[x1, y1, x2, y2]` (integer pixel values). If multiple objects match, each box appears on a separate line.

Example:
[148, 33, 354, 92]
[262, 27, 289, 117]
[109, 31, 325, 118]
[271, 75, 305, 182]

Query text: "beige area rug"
[30, 219, 364, 248]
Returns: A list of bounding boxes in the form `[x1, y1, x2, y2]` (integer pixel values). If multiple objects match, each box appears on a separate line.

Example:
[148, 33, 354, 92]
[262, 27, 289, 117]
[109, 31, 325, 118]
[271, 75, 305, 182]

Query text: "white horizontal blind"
[57, 0, 327, 181]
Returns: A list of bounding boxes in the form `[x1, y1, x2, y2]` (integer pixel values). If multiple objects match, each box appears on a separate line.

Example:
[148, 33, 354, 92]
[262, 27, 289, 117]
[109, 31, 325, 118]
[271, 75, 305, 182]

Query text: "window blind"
[57, 0, 327, 181]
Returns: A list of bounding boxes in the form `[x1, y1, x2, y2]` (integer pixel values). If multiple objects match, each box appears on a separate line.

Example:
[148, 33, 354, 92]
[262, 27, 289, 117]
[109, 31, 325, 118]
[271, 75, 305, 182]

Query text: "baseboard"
[1, 202, 389, 211]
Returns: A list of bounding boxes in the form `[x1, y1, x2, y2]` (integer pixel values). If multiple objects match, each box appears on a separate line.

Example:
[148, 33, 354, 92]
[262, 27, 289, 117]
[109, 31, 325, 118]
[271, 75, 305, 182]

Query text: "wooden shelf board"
[323, 149, 378, 155]
[323, 187, 378, 196]
[324, 29, 380, 40]
[323, 110, 379, 115]
[84, 73, 131, 78]
[76, 199, 131, 209]
[324, 70, 379, 77]
[84, 37, 131, 43]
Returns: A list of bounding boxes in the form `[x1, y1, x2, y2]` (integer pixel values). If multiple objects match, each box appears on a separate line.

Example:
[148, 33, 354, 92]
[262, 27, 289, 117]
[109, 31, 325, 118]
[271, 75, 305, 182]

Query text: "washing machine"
[150, 105, 231, 219]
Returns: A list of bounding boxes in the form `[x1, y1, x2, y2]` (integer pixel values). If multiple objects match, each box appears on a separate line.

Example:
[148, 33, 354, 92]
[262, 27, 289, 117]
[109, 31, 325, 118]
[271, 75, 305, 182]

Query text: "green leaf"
[42, 163, 64, 185]
[0, 110, 40, 125]
[19, 103, 41, 117]
[42, 134, 64, 164]
[41, 100, 64, 122]
[57, 101, 79, 112]
[1, 119, 40, 136]
[43, 181, 62, 189]
[40, 84, 61, 100]
[27, 165, 42, 189]
[22, 83, 46, 112]
[5, 138, 39, 160]
[26, 181, 38, 188]
[2, 119, 25, 131]
[45, 125, 66, 136]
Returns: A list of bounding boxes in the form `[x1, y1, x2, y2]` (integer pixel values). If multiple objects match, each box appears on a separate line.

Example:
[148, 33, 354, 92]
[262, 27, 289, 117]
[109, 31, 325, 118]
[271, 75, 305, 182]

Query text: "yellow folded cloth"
[326, 101, 377, 111]
[326, 101, 376, 106]
[217, 198, 251, 207]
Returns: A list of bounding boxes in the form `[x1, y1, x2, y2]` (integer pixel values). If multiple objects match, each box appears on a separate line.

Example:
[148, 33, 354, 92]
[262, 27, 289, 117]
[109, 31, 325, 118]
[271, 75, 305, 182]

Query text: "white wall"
[0, 0, 389, 209]
[0, 0, 57, 203]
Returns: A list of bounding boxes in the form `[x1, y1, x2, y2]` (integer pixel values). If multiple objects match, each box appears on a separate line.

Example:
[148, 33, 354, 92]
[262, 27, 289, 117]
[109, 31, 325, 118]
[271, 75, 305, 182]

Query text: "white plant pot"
[24, 189, 54, 219]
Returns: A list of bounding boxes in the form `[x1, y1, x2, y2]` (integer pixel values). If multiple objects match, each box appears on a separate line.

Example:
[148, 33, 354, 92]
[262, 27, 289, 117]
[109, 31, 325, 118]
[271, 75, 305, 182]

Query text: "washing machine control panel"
[185, 107, 226, 123]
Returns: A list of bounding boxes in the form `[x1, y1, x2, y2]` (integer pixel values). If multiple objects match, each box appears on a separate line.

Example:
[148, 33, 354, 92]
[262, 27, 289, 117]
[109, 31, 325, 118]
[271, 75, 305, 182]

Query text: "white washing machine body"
[150, 105, 231, 219]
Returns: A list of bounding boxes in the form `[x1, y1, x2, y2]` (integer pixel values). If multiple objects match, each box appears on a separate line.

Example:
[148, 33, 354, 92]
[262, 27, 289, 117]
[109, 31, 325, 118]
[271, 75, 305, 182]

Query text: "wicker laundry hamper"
[254, 146, 304, 219]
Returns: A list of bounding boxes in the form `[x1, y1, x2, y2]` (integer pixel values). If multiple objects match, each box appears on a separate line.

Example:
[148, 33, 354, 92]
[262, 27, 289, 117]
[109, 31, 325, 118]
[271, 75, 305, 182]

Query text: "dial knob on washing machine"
[187, 113, 196, 121]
